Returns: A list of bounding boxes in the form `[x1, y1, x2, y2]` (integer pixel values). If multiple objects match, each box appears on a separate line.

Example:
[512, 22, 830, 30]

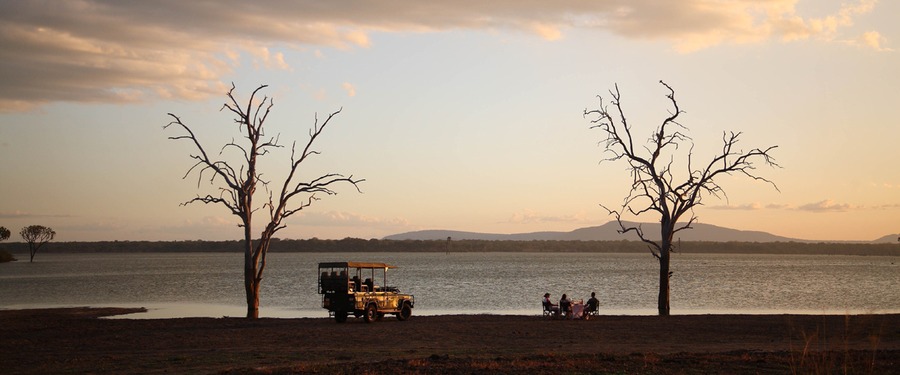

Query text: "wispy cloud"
[152, 216, 234, 234]
[797, 199, 861, 212]
[507, 210, 587, 224]
[0, 0, 884, 111]
[296, 211, 409, 228]
[57, 220, 128, 232]
[709, 203, 763, 210]
[857, 31, 893, 51]
[773, 0, 877, 43]
[341, 82, 357, 97]
[709, 200, 899, 212]
[871, 182, 900, 189]
[0, 210, 73, 219]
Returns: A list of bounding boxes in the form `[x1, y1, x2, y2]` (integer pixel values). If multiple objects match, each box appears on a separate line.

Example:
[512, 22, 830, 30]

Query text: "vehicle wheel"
[334, 311, 348, 323]
[397, 302, 412, 321]
[363, 304, 378, 323]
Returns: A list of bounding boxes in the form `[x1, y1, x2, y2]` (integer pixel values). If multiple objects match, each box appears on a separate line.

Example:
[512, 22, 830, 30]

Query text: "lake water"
[1, 252, 897, 318]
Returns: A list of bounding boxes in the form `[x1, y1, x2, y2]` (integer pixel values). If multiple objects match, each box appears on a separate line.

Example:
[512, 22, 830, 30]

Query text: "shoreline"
[2, 307, 897, 374]
[4, 302, 899, 320]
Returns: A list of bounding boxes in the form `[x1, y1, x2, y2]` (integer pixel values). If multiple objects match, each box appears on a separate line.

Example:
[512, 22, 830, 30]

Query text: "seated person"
[351, 276, 361, 292]
[542, 293, 559, 316]
[559, 294, 572, 318]
[584, 292, 600, 318]
[364, 278, 374, 292]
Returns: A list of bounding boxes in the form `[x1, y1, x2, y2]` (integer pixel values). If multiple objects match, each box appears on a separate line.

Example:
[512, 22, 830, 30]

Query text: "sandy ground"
[1, 307, 897, 374]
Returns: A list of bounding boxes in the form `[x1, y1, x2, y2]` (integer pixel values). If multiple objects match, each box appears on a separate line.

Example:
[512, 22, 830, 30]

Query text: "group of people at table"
[542, 292, 599, 319]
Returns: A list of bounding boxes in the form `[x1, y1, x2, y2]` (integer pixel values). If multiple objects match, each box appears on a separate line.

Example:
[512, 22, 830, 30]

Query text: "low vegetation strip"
[1, 308, 896, 374]
[2, 238, 898, 255]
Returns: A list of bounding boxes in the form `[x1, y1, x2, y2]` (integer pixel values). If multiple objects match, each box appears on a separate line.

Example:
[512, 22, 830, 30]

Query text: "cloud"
[530, 22, 563, 41]
[154, 216, 236, 233]
[0, 210, 73, 219]
[713, 200, 900, 212]
[858, 31, 893, 51]
[797, 199, 860, 212]
[0, 0, 885, 111]
[774, 0, 876, 41]
[243, 44, 291, 70]
[709, 203, 763, 210]
[341, 82, 356, 97]
[508, 210, 587, 224]
[296, 211, 410, 227]
[0, 210, 31, 219]
[57, 220, 128, 232]
[870, 182, 900, 189]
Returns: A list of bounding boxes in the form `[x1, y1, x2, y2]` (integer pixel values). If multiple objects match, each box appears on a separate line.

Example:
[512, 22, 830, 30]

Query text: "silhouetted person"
[543, 293, 559, 316]
[585, 292, 599, 319]
[352, 276, 361, 291]
[559, 293, 572, 318]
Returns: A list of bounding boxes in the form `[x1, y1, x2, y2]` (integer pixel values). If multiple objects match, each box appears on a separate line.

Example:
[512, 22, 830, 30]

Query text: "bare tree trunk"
[244, 257, 259, 318]
[659, 223, 673, 316]
[658, 251, 671, 316]
[243, 224, 259, 319]
[246, 280, 260, 319]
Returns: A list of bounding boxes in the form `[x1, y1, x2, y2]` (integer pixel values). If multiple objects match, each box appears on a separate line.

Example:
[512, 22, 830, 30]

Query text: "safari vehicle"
[318, 261, 415, 323]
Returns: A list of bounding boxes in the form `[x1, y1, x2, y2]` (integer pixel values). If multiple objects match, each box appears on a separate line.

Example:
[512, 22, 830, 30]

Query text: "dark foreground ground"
[1, 308, 897, 374]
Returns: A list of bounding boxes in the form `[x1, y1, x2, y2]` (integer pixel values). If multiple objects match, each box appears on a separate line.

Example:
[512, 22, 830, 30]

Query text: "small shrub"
[0, 250, 16, 263]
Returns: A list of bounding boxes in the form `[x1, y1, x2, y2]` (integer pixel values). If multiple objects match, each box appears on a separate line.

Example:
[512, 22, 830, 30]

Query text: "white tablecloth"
[572, 302, 583, 319]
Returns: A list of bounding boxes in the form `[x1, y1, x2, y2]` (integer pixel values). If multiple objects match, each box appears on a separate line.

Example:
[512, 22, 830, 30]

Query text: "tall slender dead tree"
[165, 84, 363, 319]
[584, 81, 779, 316]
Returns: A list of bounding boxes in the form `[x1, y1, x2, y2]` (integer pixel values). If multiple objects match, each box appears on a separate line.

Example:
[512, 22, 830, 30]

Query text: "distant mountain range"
[384, 221, 899, 243]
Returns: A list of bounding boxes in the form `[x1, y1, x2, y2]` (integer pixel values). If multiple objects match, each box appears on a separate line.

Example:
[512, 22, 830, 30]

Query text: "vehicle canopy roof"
[318, 261, 397, 269]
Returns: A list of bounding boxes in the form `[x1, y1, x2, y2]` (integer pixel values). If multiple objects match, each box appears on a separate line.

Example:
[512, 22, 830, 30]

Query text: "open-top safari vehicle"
[318, 261, 415, 323]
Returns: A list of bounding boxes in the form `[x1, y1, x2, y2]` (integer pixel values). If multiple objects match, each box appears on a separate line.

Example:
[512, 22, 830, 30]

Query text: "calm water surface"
[1, 252, 897, 318]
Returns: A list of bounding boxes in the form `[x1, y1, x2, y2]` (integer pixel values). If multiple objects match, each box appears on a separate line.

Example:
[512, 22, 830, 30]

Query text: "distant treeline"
[1, 238, 898, 256]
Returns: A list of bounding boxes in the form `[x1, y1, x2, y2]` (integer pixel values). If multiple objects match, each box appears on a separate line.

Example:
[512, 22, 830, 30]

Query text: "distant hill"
[382, 229, 568, 241]
[384, 221, 805, 242]
[873, 234, 900, 244]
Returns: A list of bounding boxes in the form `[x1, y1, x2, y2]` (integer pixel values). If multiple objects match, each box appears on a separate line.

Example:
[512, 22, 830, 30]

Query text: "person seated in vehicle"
[559, 293, 572, 319]
[364, 278, 374, 292]
[351, 276, 361, 292]
[584, 291, 600, 319]
[542, 293, 559, 316]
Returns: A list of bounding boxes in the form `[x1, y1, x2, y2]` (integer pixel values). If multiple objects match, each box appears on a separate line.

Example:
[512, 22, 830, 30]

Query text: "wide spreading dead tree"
[584, 81, 779, 316]
[19, 225, 55, 262]
[165, 84, 363, 319]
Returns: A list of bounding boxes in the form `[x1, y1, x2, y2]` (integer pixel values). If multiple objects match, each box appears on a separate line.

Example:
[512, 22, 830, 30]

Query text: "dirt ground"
[1, 307, 897, 374]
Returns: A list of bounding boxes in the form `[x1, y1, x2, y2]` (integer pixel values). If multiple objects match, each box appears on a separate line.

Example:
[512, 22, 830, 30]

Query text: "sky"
[0, 0, 898, 242]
